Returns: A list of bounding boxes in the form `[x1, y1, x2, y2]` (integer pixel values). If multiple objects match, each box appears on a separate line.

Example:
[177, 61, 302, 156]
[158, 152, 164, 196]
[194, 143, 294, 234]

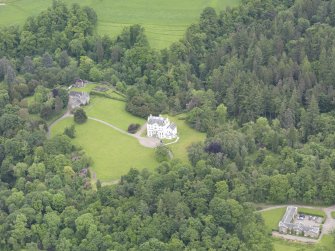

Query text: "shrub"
[205, 142, 223, 154]
[64, 125, 76, 138]
[28, 102, 41, 114]
[155, 146, 170, 162]
[40, 104, 53, 120]
[127, 123, 140, 134]
[74, 108, 87, 124]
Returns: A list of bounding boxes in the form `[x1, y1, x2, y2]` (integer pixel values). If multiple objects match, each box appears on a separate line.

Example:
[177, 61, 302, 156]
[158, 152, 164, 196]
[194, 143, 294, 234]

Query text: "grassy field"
[51, 117, 158, 181]
[83, 98, 205, 162]
[71, 83, 98, 93]
[273, 235, 334, 251]
[331, 211, 335, 219]
[0, 0, 240, 48]
[298, 208, 326, 218]
[83, 96, 145, 131]
[166, 114, 206, 162]
[260, 207, 286, 232]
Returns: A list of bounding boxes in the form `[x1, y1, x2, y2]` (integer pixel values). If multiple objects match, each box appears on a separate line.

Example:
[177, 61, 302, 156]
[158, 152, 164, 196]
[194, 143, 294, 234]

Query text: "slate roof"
[69, 92, 90, 109]
[168, 123, 177, 130]
[279, 206, 320, 235]
[282, 206, 297, 224]
[148, 115, 167, 126]
[69, 91, 86, 96]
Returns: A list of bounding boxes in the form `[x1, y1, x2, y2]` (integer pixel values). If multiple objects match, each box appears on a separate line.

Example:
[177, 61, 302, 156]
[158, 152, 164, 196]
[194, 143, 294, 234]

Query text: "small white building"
[147, 114, 177, 139]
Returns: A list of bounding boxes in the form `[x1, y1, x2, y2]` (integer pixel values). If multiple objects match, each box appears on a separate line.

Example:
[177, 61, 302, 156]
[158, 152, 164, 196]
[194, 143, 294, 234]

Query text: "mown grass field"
[273, 235, 334, 251]
[83, 96, 145, 131]
[260, 207, 286, 232]
[71, 83, 98, 93]
[0, 0, 240, 48]
[298, 207, 326, 218]
[166, 114, 206, 162]
[51, 117, 158, 181]
[50, 92, 206, 181]
[83, 97, 205, 162]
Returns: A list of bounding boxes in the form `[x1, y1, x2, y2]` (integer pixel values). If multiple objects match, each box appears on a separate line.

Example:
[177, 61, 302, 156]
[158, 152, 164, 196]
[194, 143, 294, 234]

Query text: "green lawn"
[273, 235, 335, 251]
[51, 117, 158, 181]
[71, 83, 99, 93]
[83, 98, 205, 162]
[83, 96, 145, 131]
[260, 207, 286, 232]
[166, 115, 206, 162]
[0, 0, 240, 49]
[331, 211, 335, 219]
[298, 208, 326, 218]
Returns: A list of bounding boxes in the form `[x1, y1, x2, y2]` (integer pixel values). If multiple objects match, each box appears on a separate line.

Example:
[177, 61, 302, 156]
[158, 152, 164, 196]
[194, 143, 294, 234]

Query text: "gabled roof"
[281, 206, 297, 224]
[279, 206, 320, 235]
[148, 115, 167, 126]
[168, 123, 176, 130]
[69, 91, 89, 97]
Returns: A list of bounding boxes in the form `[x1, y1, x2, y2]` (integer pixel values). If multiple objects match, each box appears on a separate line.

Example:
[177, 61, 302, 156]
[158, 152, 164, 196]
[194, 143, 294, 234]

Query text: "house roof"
[281, 206, 297, 224]
[69, 91, 88, 96]
[69, 92, 89, 108]
[279, 206, 320, 234]
[148, 115, 167, 126]
[168, 123, 176, 130]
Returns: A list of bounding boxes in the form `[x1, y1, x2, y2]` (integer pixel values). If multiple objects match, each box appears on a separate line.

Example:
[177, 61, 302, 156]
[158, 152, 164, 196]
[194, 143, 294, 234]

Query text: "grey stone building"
[68, 91, 90, 110]
[278, 206, 320, 238]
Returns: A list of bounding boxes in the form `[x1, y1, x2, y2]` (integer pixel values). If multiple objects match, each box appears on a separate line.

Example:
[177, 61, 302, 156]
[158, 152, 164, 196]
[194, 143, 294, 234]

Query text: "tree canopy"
[1, 0, 335, 249]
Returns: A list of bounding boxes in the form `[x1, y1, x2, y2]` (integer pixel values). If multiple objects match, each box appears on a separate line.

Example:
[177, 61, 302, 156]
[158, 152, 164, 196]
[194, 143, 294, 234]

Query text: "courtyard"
[279, 206, 321, 238]
[293, 214, 323, 228]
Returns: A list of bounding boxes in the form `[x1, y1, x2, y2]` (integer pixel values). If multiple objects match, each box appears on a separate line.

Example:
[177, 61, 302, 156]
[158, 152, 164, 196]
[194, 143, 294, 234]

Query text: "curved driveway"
[48, 111, 165, 148]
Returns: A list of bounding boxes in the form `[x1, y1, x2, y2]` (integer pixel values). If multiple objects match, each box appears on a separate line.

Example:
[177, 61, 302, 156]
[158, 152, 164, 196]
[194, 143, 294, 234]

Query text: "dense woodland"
[1, 0, 335, 250]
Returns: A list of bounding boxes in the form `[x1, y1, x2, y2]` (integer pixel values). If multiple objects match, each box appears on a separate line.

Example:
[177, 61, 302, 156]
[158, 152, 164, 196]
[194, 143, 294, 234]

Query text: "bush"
[205, 142, 223, 154]
[64, 125, 76, 138]
[28, 102, 41, 114]
[127, 123, 141, 134]
[155, 145, 170, 162]
[74, 108, 87, 124]
[40, 104, 53, 120]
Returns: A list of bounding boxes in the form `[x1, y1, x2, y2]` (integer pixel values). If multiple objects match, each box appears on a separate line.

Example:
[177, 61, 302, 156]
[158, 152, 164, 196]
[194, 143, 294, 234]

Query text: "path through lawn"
[51, 118, 158, 181]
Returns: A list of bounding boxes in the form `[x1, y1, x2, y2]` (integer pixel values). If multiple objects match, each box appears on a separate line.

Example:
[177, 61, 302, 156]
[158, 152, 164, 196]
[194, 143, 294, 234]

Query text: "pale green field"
[51, 94, 206, 181]
[51, 117, 158, 181]
[83, 96, 145, 131]
[273, 235, 334, 251]
[298, 207, 326, 218]
[166, 114, 206, 162]
[260, 207, 286, 232]
[84, 98, 205, 162]
[0, 0, 240, 48]
[71, 83, 98, 93]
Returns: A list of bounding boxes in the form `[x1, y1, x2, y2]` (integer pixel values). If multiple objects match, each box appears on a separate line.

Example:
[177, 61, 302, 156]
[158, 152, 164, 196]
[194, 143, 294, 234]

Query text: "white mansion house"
[147, 115, 177, 139]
